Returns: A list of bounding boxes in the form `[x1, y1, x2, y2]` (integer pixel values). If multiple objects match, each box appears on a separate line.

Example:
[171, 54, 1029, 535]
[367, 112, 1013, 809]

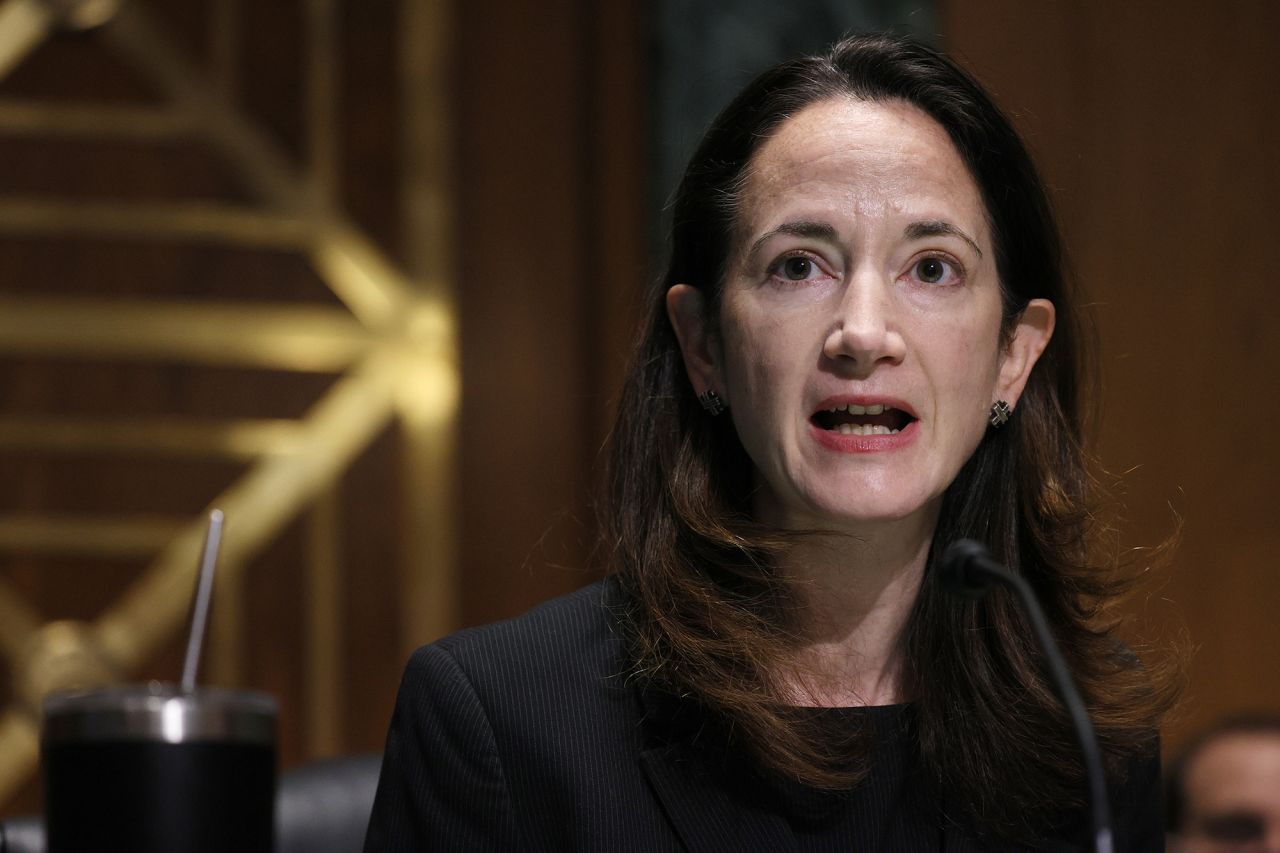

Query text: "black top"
[775, 706, 945, 851]
[364, 578, 1164, 852]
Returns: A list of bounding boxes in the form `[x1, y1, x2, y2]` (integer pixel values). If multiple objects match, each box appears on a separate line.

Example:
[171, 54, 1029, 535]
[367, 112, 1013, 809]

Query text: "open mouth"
[811, 403, 917, 436]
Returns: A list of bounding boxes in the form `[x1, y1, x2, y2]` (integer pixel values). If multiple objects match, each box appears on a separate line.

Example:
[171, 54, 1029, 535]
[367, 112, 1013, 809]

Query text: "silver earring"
[698, 390, 726, 416]
[989, 400, 1012, 428]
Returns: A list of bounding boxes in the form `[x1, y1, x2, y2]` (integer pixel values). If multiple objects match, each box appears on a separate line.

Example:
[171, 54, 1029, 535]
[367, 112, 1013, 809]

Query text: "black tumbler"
[42, 683, 277, 853]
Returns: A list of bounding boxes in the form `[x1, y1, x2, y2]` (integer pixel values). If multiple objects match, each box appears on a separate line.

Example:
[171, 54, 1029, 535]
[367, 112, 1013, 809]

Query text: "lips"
[810, 401, 917, 435]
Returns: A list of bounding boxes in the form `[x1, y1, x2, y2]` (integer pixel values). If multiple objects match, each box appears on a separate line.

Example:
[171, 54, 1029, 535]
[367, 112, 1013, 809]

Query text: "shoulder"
[398, 578, 652, 823]
[425, 576, 625, 684]
[370, 578, 685, 850]
[398, 577, 637, 742]
[437, 576, 619, 653]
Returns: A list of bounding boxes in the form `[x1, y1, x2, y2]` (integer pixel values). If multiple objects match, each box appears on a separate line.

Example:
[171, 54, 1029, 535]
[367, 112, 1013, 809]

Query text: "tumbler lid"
[42, 683, 277, 745]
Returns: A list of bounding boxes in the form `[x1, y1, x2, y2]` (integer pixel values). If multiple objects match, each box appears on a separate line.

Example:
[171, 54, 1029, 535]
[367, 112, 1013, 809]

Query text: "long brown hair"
[602, 33, 1175, 843]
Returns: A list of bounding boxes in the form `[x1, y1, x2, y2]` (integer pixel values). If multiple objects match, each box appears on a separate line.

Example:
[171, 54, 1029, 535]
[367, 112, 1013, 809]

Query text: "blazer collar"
[635, 685, 798, 853]
[638, 740, 799, 853]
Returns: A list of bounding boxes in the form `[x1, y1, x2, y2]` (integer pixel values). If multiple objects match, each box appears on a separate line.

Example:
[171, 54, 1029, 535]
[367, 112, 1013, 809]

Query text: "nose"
[821, 271, 906, 372]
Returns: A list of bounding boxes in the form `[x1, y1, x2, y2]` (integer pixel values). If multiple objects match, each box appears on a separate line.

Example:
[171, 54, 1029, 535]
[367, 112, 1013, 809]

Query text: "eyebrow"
[745, 220, 840, 265]
[743, 218, 985, 265]
[904, 219, 983, 257]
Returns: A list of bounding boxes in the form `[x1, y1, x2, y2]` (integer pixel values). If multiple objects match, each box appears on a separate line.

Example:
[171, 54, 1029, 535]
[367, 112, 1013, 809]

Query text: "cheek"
[944, 305, 1005, 386]
[719, 308, 800, 400]
[921, 316, 1005, 436]
[725, 349, 791, 425]
[718, 316, 809, 467]
[955, 339, 1000, 389]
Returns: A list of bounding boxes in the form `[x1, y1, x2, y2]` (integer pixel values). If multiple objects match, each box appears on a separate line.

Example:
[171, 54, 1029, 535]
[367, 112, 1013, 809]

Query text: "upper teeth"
[828, 403, 886, 415]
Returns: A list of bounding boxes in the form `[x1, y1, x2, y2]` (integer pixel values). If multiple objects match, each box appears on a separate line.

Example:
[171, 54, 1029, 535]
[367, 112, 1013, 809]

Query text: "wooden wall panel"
[0, 0, 430, 815]
[455, 0, 648, 628]
[0, 0, 646, 817]
[942, 0, 1280, 752]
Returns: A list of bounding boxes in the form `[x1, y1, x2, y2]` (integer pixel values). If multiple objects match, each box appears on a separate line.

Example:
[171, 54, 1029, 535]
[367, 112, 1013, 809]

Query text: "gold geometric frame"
[0, 0, 455, 805]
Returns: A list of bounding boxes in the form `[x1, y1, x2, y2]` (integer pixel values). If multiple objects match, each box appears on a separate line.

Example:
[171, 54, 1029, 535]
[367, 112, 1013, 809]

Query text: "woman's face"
[669, 96, 1053, 531]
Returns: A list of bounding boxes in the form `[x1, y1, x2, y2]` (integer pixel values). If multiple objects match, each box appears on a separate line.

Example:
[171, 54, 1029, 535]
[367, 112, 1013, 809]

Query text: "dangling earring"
[698, 390, 726, 416]
[989, 400, 1012, 428]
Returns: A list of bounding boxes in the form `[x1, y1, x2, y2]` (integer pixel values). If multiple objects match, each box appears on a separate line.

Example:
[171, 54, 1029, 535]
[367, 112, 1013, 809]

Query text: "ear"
[666, 284, 723, 399]
[996, 298, 1055, 408]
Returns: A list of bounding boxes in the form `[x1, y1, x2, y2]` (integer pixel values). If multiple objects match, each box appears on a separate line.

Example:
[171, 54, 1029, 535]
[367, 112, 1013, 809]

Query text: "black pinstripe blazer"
[363, 579, 1162, 852]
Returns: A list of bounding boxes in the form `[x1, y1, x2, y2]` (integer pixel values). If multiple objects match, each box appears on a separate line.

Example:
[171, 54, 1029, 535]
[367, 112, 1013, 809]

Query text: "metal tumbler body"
[42, 684, 277, 853]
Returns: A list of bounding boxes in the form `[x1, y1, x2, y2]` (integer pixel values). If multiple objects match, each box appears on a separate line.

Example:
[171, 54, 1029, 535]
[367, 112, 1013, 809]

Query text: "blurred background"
[0, 0, 1275, 816]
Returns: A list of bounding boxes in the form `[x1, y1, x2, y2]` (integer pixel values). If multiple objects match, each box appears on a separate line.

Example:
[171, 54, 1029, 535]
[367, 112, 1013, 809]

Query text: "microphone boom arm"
[939, 539, 1114, 853]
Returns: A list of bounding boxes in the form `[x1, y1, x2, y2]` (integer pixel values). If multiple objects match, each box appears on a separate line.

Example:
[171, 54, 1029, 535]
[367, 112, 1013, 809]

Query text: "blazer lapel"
[638, 742, 799, 853]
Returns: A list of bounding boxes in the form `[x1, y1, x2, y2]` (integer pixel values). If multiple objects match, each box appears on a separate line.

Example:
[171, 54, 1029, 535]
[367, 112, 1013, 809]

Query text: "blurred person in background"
[1168, 715, 1280, 852]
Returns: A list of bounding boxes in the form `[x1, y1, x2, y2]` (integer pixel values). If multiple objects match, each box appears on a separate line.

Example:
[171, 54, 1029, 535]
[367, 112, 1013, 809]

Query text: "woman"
[366, 33, 1172, 852]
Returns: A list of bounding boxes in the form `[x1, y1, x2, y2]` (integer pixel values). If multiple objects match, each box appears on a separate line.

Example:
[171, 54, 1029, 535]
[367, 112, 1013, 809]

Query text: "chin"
[753, 470, 941, 531]
[795, 492, 933, 530]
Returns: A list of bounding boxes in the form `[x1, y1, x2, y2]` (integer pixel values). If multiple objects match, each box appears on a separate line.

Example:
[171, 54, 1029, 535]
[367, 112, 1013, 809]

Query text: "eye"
[766, 252, 829, 285]
[907, 255, 962, 286]
[1202, 812, 1265, 843]
[782, 256, 814, 280]
[917, 258, 946, 282]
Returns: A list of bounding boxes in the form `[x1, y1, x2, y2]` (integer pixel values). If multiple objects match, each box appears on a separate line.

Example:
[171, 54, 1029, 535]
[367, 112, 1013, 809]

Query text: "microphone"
[937, 539, 1114, 853]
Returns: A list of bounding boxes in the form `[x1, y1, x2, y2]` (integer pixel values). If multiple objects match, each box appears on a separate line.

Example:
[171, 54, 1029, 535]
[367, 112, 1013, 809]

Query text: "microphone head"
[936, 539, 994, 600]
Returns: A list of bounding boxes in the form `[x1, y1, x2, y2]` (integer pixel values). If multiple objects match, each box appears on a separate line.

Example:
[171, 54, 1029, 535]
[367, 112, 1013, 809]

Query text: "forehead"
[1185, 732, 1280, 811]
[735, 96, 990, 246]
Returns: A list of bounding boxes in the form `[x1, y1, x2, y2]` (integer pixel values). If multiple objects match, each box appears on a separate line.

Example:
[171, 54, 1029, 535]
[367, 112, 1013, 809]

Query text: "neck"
[774, 510, 937, 708]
